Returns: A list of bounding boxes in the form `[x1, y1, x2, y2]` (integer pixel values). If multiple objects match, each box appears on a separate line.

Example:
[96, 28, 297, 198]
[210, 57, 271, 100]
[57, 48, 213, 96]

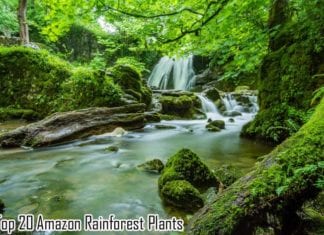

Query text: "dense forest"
[0, 0, 323, 234]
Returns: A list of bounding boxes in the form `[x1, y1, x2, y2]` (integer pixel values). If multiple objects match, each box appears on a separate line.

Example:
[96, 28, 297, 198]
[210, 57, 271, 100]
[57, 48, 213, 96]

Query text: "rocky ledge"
[0, 104, 146, 148]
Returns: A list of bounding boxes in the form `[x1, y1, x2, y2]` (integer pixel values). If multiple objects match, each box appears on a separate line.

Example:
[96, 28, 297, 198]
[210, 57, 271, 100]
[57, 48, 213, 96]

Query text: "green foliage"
[311, 86, 324, 107]
[241, 8, 323, 143]
[0, 108, 40, 121]
[108, 64, 152, 106]
[159, 148, 217, 190]
[88, 53, 106, 70]
[160, 95, 201, 119]
[0, 0, 18, 36]
[58, 68, 123, 111]
[189, 99, 324, 234]
[250, 99, 324, 198]
[0, 46, 124, 117]
[115, 57, 147, 76]
[213, 165, 242, 187]
[0, 46, 71, 116]
[160, 180, 204, 212]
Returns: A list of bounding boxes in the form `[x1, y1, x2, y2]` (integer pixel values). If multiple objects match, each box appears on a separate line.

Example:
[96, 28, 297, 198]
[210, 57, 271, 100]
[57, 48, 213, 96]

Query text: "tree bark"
[188, 98, 324, 234]
[18, 0, 29, 45]
[268, 0, 290, 50]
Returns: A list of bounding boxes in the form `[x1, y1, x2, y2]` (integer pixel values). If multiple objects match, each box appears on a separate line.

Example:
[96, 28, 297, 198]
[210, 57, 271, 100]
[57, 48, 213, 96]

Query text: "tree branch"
[161, 0, 229, 43]
[100, 5, 204, 18]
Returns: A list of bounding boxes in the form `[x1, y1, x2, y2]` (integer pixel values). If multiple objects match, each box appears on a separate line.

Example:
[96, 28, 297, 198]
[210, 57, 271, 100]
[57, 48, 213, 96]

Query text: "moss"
[108, 64, 152, 106]
[58, 68, 123, 111]
[241, 32, 323, 144]
[0, 108, 40, 121]
[0, 46, 123, 117]
[213, 165, 243, 187]
[206, 126, 221, 132]
[137, 159, 164, 174]
[206, 120, 225, 129]
[160, 95, 200, 118]
[0, 46, 71, 116]
[160, 180, 204, 212]
[189, 98, 324, 234]
[105, 146, 119, 152]
[158, 114, 178, 121]
[159, 148, 218, 190]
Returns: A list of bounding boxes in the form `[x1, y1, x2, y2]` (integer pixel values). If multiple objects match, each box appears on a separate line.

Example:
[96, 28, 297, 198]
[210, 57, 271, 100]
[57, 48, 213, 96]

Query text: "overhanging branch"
[161, 0, 230, 43]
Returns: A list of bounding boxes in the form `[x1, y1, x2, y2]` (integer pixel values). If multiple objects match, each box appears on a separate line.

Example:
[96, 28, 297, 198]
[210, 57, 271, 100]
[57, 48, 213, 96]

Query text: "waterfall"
[222, 93, 237, 111]
[221, 93, 259, 114]
[197, 94, 222, 119]
[148, 55, 195, 90]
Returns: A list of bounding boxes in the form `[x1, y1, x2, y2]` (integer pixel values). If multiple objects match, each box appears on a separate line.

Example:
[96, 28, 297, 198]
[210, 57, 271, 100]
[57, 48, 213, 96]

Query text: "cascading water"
[222, 93, 237, 111]
[148, 55, 259, 119]
[148, 55, 195, 90]
[221, 93, 259, 114]
[196, 94, 222, 119]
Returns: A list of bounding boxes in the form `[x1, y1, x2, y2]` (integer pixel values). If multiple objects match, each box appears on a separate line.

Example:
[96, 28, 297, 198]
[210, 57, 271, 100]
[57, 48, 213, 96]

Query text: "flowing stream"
[0, 56, 273, 235]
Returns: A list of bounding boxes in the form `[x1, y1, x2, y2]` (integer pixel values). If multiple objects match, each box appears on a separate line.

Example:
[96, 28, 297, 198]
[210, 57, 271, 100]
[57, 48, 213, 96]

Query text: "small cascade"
[148, 55, 195, 90]
[221, 93, 259, 114]
[222, 93, 238, 111]
[248, 95, 259, 113]
[197, 94, 222, 119]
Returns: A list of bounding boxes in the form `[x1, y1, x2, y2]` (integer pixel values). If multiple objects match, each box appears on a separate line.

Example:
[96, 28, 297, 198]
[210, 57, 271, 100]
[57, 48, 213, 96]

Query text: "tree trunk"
[188, 98, 324, 234]
[17, 0, 29, 45]
[268, 0, 289, 50]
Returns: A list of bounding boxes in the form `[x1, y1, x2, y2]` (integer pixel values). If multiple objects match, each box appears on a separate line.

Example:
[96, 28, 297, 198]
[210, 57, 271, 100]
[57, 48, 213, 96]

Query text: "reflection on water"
[0, 115, 272, 234]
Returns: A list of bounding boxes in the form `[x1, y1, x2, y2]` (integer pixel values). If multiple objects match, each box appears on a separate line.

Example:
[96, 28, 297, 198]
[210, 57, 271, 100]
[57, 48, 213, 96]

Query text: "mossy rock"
[108, 64, 152, 106]
[155, 124, 176, 130]
[235, 86, 250, 92]
[213, 165, 243, 187]
[223, 110, 242, 117]
[207, 120, 225, 129]
[0, 46, 71, 116]
[160, 180, 204, 212]
[158, 114, 178, 121]
[0, 108, 40, 121]
[204, 88, 221, 101]
[159, 95, 199, 118]
[105, 146, 119, 152]
[159, 148, 218, 190]
[137, 159, 164, 173]
[206, 126, 221, 132]
[0, 47, 123, 116]
[215, 99, 226, 113]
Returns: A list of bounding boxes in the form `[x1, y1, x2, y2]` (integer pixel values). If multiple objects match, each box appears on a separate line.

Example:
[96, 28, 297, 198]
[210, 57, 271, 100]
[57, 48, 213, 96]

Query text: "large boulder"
[158, 149, 218, 212]
[0, 104, 146, 148]
[204, 88, 221, 101]
[159, 149, 218, 190]
[160, 180, 204, 212]
[108, 65, 152, 106]
[159, 94, 203, 119]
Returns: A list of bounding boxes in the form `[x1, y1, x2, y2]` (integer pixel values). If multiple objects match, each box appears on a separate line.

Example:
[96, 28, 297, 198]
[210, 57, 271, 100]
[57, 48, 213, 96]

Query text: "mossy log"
[188, 98, 324, 234]
[0, 104, 146, 148]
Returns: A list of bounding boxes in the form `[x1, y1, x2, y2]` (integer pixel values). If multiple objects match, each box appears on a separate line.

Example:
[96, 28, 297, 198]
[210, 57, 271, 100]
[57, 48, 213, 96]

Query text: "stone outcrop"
[0, 104, 146, 148]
